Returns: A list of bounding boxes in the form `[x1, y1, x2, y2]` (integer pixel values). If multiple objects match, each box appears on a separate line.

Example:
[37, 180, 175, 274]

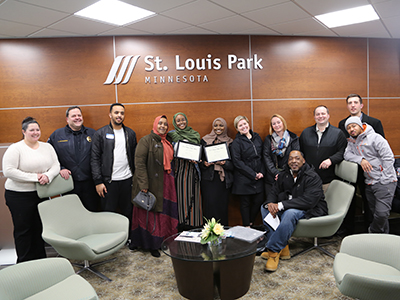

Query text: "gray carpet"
[75, 236, 353, 300]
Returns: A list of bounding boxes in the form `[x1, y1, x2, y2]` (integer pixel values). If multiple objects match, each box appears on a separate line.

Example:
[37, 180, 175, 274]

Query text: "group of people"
[3, 93, 397, 268]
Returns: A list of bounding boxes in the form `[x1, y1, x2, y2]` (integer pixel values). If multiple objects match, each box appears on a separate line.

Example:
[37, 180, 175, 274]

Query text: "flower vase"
[207, 237, 223, 259]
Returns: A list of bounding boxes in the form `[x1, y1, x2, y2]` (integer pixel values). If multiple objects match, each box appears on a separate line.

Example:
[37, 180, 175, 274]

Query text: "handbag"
[132, 191, 157, 233]
[132, 191, 156, 211]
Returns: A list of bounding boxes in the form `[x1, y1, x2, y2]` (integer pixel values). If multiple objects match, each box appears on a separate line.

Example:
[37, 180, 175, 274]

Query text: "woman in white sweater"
[3, 117, 60, 263]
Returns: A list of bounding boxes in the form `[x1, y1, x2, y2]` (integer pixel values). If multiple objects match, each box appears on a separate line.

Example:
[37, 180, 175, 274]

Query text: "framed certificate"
[204, 142, 230, 163]
[175, 140, 202, 162]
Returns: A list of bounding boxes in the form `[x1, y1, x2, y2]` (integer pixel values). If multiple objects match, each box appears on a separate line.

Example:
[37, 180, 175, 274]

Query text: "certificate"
[204, 142, 230, 163]
[175, 140, 202, 161]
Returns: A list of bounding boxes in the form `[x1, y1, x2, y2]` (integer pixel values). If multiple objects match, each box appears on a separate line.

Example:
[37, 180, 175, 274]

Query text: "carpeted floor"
[75, 236, 353, 300]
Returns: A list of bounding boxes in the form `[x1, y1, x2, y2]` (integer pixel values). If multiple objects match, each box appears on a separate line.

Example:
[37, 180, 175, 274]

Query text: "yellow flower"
[213, 223, 224, 235]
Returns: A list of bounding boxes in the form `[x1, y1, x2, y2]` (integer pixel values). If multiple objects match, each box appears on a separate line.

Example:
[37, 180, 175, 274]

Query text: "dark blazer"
[299, 124, 346, 184]
[230, 130, 265, 195]
[266, 162, 328, 219]
[338, 113, 385, 138]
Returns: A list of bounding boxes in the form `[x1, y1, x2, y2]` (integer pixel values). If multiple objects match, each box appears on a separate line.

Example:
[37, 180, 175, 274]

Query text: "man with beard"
[48, 106, 99, 211]
[91, 103, 137, 225]
[344, 117, 396, 234]
[260, 150, 328, 272]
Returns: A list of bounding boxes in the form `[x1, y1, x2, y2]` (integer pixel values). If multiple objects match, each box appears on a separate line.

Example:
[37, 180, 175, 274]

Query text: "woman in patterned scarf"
[262, 114, 300, 199]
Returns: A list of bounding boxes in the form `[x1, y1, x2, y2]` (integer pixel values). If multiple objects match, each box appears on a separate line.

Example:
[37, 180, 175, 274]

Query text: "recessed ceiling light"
[75, 0, 155, 26]
[314, 5, 379, 29]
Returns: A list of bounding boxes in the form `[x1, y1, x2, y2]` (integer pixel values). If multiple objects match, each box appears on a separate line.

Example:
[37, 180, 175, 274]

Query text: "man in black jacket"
[91, 103, 137, 224]
[48, 106, 99, 211]
[300, 105, 346, 192]
[260, 150, 327, 272]
[338, 94, 385, 236]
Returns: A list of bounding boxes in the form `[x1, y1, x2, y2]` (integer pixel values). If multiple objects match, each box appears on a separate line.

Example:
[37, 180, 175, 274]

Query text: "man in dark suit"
[338, 93, 384, 138]
[338, 93, 385, 236]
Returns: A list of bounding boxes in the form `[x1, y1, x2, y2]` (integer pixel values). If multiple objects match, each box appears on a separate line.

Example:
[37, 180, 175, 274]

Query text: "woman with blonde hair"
[230, 115, 265, 227]
[263, 114, 300, 197]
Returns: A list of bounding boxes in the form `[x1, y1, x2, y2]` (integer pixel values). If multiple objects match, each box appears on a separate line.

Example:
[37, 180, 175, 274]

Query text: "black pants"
[102, 177, 133, 227]
[239, 192, 264, 226]
[5, 190, 47, 263]
[68, 179, 100, 212]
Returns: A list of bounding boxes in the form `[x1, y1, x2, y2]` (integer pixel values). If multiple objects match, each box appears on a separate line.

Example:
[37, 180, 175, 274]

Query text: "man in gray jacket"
[344, 117, 397, 233]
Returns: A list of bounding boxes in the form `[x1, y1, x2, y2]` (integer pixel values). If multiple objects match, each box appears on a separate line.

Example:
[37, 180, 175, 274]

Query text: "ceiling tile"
[199, 15, 263, 34]
[294, 0, 370, 15]
[374, 0, 400, 18]
[122, 0, 196, 13]
[332, 19, 391, 38]
[126, 15, 191, 34]
[243, 2, 310, 26]
[269, 17, 328, 35]
[383, 16, 400, 38]
[49, 15, 117, 35]
[160, 0, 235, 25]
[0, 19, 41, 37]
[28, 28, 82, 38]
[234, 26, 280, 35]
[99, 27, 152, 36]
[170, 25, 218, 35]
[209, 0, 288, 14]
[0, 1, 68, 27]
[16, 0, 99, 13]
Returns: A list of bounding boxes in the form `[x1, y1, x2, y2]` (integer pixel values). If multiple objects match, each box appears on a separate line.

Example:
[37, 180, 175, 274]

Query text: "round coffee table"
[161, 230, 258, 300]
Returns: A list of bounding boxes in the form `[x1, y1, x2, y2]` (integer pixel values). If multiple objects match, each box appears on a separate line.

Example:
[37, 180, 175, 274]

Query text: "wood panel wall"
[1, 35, 399, 226]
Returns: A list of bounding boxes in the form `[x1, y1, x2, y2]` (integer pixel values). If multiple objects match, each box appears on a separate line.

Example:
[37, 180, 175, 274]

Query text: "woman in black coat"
[230, 115, 265, 227]
[263, 114, 300, 199]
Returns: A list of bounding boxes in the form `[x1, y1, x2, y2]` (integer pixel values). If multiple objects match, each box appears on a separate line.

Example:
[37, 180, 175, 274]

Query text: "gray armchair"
[0, 257, 98, 300]
[291, 160, 358, 258]
[37, 175, 129, 281]
[334, 233, 400, 300]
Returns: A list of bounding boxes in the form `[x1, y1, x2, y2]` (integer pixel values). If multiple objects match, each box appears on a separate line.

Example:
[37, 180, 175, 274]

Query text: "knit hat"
[345, 116, 363, 129]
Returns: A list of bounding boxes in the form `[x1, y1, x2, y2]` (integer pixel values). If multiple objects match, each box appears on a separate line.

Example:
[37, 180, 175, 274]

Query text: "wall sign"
[104, 54, 263, 85]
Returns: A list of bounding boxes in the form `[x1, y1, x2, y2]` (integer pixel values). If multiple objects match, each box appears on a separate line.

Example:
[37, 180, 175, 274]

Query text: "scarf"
[153, 115, 174, 173]
[202, 118, 233, 181]
[169, 112, 201, 144]
[271, 130, 290, 157]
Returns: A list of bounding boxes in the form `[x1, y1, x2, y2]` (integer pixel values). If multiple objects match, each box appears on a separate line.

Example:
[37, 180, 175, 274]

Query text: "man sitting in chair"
[260, 150, 328, 272]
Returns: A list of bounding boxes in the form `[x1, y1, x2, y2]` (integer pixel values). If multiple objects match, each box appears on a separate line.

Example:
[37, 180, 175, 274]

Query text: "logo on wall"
[104, 54, 263, 85]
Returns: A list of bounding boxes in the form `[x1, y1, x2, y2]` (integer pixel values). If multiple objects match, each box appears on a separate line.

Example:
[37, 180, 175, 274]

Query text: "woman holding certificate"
[169, 112, 202, 229]
[263, 114, 300, 198]
[231, 115, 265, 227]
[130, 115, 178, 257]
[200, 117, 233, 225]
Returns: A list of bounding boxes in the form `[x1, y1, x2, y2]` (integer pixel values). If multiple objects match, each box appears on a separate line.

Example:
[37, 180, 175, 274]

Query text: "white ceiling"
[0, 0, 399, 39]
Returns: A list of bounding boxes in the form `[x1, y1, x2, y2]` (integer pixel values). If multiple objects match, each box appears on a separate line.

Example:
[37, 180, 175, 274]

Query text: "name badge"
[106, 133, 115, 140]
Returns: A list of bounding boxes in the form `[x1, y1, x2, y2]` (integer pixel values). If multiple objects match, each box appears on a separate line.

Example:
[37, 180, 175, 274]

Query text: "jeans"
[261, 205, 305, 253]
[365, 182, 396, 233]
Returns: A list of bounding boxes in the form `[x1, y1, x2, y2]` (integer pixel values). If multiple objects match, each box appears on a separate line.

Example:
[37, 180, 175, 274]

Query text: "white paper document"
[264, 213, 280, 231]
[174, 231, 202, 243]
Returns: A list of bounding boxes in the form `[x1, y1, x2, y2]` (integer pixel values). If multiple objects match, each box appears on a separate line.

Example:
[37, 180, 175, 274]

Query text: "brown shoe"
[261, 245, 291, 260]
[280, 245, 291, 260]
[265, 251, 280, 272]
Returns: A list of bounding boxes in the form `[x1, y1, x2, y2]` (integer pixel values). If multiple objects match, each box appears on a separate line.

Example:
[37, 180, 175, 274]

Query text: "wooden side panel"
[251, 36, 368, 99]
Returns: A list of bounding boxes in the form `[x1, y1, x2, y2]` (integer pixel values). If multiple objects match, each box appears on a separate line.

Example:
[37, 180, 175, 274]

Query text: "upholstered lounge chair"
[291, 160, 358, 258]
[334, 233, 400, 300]
[0, 257, 98, 300]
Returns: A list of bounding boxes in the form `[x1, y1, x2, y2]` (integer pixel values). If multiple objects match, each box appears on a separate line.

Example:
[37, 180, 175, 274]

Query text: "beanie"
[345, 116, 363, 129]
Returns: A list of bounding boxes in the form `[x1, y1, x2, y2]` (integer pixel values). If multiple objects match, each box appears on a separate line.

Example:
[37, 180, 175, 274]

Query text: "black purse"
[132, 191, 157, 233]
[132, 191, 156, 211]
